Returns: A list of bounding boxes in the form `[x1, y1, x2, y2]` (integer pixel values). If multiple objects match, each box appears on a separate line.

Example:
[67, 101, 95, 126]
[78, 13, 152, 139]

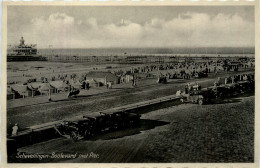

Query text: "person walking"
[86, 82, 90, 90]
[185, 85, 188, 94]
[12, 123, 18, 136]
[133, 80, 136, 87]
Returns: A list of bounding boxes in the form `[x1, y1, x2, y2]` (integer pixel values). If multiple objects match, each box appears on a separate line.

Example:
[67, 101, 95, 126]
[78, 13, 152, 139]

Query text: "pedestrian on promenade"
[217, 77, 221, 85]
[244, 74, 248, 81]
[176, 90, 181, 97]
[194, 82, 199, 90]
[185, 85, 188, 94]
[187, 83, 191, 92]
[12, 123, 18, 136]
[132, 79, 135, 87]
[86, 82, 90, 90]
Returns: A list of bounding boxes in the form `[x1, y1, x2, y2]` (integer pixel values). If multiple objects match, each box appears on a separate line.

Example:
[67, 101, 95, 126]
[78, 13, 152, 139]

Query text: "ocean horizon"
[38, 47, 255, 57]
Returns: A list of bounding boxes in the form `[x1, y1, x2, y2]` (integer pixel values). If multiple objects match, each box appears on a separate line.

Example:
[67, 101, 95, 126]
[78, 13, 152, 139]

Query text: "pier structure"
[44, 54, 254, 65]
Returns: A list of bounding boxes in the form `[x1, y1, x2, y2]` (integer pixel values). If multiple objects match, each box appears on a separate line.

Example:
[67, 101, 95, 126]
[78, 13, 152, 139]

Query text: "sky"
[7, 6, 255, 48]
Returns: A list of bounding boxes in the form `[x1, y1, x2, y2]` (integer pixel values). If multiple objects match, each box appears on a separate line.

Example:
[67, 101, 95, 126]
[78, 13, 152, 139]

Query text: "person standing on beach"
[48, 89, 52, 101]
[132, 75, 135, 87]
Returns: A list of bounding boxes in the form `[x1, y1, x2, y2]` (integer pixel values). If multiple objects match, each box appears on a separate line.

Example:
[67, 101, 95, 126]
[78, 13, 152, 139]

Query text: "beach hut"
[7, 87, 15, 100]
[38, 83, 55, 95]
[71, 81, 82, 90]
[86, 79, 100, 87]
[27, 82, 42, 96]
[11, 84, 34, 98]
[49, 81, 69, 93]
[86, 71, 120, 86]
[28, 82, 43, 89]
[28, 82, 55, 95]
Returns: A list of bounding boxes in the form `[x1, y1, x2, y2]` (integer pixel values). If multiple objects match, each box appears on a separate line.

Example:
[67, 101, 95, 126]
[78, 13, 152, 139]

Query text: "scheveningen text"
[16, 152, 99, 160]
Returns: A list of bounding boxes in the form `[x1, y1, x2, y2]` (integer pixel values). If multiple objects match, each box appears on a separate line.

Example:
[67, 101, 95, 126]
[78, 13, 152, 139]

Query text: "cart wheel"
[198, 98, 204, 105]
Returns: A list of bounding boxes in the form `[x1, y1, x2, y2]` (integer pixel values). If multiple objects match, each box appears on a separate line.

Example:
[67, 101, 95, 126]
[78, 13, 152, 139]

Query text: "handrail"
[9, 95, 179, 138]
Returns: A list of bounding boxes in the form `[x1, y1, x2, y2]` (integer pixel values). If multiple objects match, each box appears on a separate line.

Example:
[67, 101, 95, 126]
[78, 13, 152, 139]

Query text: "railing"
[10, 94, 180, 138]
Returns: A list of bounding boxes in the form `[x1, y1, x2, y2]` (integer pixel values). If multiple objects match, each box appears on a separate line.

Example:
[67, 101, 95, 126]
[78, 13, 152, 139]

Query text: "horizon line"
[37, 46, 256, 49]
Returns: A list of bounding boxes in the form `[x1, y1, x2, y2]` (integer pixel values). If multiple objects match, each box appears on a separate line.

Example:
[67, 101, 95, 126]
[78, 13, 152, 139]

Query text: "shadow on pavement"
[85, 119, 169, 141]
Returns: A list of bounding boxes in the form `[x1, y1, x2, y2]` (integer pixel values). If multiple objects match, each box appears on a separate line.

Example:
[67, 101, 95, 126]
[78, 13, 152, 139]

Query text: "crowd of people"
[7, 57, 254, 101]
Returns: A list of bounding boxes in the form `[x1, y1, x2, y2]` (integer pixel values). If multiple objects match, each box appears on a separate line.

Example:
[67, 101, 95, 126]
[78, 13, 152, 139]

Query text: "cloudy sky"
[7, 6, 254, 48]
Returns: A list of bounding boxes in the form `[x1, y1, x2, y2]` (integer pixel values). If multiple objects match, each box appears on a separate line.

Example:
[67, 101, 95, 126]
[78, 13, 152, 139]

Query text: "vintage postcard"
[1, 1, 259, 168]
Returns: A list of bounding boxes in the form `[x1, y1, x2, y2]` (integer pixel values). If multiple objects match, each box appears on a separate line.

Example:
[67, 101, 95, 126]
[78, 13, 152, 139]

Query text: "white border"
[1, 1, 259, 168]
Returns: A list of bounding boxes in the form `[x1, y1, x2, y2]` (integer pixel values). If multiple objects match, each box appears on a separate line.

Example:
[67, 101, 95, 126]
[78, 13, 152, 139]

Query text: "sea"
[38, 47, 255, 57]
